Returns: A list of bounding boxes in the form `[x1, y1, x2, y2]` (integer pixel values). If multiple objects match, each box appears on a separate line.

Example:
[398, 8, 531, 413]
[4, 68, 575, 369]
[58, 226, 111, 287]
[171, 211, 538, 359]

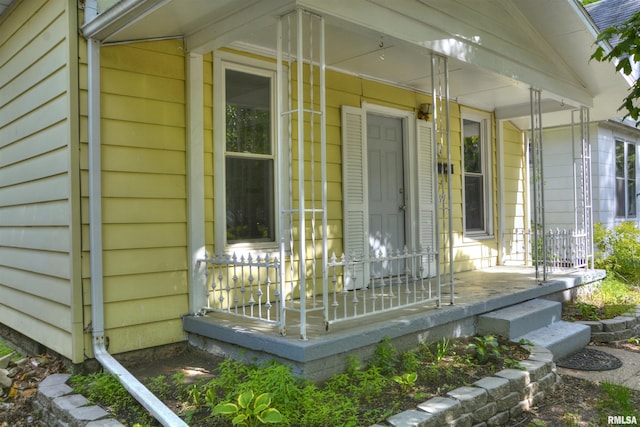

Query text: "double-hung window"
[616, 139, 637, 219]
[462, 113, 492, 236]
[214, 55, 278, 249]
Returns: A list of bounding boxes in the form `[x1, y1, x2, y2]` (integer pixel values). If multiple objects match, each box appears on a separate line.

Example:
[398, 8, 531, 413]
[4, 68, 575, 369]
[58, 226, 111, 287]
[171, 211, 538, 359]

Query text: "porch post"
[572, 107, 594, 269]
[529, 88, 547, 281]
[187, 52, 207, 314]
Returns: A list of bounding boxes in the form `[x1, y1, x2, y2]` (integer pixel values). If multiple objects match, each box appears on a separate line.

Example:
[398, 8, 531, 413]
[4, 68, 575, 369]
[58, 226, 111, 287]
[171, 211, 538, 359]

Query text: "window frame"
[213, 52, 282, 252]
[461, 110, 493, 238]
[615, 139, 638, 220]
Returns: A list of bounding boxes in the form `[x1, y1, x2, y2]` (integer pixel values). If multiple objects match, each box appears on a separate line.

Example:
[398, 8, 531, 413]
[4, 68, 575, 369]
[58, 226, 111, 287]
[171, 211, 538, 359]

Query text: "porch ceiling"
[82, 0, 632, 129]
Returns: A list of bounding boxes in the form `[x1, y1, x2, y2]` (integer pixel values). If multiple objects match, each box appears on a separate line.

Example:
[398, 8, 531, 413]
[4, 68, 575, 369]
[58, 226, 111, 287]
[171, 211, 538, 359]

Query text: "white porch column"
[187, 52, 207, 314]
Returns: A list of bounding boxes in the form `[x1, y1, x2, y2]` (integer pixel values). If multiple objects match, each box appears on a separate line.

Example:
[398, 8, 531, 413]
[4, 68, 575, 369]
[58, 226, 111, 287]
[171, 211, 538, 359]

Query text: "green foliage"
[391, 372, 417, 393]
[600, 381, 635, 416]
[594, 222, 640, 283]
[212, 390, 283, 427]
[422, 337, 451, 363]
[591, 11, 640, 126]
[69, 372, 154, 425]
[467, 336, 500, 364]
[371, 336, 399, 375]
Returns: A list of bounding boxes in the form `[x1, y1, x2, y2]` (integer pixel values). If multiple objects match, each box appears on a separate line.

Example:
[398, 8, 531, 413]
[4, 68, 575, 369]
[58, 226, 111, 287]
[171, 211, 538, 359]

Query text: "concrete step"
[516, 321, 591, 361]
[477, 299, 562, 339]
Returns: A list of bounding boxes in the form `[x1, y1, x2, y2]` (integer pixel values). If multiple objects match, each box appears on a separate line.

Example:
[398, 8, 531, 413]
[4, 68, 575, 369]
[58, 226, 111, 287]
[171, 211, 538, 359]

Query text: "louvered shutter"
[341, 106, 369, 289]
[416, 120, 437, 278]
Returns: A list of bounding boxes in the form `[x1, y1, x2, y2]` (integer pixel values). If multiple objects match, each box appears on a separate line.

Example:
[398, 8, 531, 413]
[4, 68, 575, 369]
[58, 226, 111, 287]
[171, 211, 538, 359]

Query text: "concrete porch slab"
[183, 267, 605, 380]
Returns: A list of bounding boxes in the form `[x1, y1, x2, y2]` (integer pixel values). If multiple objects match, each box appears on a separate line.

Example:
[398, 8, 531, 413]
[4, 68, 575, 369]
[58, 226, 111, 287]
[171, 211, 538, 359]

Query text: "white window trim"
[213, 51, 286, 253]
[461, 109, 493, 239]
[615, 138, 638, 220]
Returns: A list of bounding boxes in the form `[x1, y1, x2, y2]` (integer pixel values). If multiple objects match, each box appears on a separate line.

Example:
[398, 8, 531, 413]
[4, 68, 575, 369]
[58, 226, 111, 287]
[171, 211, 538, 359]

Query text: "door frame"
[363, 102, 417, 253]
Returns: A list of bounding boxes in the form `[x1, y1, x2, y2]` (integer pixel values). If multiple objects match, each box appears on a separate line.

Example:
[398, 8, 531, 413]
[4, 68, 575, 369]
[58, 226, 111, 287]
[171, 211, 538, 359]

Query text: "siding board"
[0, 173, 69, 207]
[0, 265, 70, 305]
[0, 147, 68, 186]
[0, 226, 69, 252]
[0, 201, 69, 226]
[0, 246, 70, 279]
[0, 121, 67, 168]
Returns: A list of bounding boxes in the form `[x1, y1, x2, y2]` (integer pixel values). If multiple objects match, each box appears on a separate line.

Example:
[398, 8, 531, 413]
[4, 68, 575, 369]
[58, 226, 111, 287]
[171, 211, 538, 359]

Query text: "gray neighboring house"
[542, 0, 640, 232]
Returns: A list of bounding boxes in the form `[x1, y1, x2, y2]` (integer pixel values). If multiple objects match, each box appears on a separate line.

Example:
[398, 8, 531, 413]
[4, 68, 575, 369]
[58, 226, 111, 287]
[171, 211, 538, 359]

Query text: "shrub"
[594, 222, 640, 284]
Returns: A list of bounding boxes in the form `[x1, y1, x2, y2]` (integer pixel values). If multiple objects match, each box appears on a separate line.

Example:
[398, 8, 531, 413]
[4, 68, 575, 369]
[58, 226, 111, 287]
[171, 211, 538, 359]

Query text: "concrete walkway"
[557, 345, 640, 391]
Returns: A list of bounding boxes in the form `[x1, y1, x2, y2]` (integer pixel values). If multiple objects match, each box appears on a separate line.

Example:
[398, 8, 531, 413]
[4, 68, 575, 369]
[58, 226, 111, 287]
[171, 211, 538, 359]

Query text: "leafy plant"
[69, 372, 154, 424]
[629, 336, 640, 345]
[467, 336, 500, 364]
[424, 337, 451, 363]
[212, 390, 283, 426]
[371, 336, 399, 375]
[391, 372, 417, 393]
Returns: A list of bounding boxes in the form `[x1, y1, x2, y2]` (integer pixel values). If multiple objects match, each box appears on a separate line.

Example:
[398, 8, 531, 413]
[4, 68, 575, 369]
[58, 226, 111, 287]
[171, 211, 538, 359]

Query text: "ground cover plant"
[563, 222, 640, 322]
[68, 336, 529, 426]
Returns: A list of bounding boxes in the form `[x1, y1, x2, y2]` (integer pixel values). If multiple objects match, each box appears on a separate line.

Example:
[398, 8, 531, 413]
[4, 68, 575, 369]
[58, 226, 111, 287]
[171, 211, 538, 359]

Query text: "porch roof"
[81, 0, 631, 129]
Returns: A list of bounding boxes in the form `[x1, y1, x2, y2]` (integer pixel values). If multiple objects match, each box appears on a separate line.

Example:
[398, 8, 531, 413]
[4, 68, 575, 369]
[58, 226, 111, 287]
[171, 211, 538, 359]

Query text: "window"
[616, 140, 637, 219]
[214, 56, 278, 248]
[462, 114, 492, 236]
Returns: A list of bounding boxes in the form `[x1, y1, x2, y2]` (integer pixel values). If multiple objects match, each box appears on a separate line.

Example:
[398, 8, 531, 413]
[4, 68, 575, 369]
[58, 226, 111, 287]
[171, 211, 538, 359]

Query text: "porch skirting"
[183, 268, 605, 381]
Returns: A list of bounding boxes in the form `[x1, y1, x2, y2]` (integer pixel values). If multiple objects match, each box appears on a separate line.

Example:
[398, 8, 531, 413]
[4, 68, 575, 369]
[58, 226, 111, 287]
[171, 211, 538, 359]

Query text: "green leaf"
[258, 408, 284, 424]
[231, 413, 249, 426]
[253, 392, 272, 409]
[237, 390, 253, 409]
[212, 402, 238, 415]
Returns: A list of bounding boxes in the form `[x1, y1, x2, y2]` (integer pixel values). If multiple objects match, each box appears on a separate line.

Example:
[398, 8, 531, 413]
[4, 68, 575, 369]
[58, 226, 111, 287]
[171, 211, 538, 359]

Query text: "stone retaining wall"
[35, 373, 123, 427]
[371, 345, 559, 427]
[578, 306, 640, 343]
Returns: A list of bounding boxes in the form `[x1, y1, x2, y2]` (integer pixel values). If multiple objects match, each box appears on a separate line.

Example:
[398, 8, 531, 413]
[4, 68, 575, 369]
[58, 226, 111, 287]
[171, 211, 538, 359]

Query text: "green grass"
[564, 276, 640, 321]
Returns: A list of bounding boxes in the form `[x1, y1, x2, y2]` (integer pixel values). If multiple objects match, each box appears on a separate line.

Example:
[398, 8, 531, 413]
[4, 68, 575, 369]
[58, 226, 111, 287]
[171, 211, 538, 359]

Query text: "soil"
[1, 339, 639, 426]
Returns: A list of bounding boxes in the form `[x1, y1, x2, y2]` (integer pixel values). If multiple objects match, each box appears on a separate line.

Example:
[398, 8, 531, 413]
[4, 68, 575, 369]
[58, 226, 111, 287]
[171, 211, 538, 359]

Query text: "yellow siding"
[80, 38, 189, 358]
[0, 0, 82, 361]
[205, 54, 506, 278]
[503, 121, 527, 232]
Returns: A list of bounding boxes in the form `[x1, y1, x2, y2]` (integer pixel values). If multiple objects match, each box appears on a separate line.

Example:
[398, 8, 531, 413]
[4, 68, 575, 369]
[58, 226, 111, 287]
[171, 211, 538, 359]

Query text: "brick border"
[370, 345, 559, 427]
[577, 306, 640, 344]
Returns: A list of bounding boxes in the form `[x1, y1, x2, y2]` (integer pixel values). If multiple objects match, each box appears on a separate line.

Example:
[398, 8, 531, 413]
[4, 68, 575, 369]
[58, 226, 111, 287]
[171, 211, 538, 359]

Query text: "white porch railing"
[196, 246, 440, 338]
[198, 253, 282, 325]
[503, 228, 590, 271]
[325, 248, 440, 325]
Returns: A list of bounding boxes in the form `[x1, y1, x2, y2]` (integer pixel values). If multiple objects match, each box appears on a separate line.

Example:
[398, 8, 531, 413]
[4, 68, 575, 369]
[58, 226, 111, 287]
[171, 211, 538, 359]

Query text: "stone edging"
[370, 345, 559, 427]
[577, 306, 640, 343]
[35, 373, 124, 427]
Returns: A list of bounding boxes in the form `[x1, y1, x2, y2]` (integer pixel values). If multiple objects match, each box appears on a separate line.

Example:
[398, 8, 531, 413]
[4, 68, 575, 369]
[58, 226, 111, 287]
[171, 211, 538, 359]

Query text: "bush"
[594, 222, 640, 284]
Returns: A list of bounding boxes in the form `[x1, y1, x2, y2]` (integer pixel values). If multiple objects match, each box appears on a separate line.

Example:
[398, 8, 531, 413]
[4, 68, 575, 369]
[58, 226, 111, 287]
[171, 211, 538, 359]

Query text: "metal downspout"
[87, 37, 188, 427]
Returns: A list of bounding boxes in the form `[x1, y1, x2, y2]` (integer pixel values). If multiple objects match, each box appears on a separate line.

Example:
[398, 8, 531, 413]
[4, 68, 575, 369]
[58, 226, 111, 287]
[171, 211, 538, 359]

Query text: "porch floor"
[183, 266, 605, 380]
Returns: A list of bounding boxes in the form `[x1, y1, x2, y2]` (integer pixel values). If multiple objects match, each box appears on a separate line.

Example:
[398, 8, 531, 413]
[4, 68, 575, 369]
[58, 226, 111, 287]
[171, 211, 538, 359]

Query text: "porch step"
[477, 298, 590, 360]
[516, 321, 591, 361]
[477, 298, 561, 339]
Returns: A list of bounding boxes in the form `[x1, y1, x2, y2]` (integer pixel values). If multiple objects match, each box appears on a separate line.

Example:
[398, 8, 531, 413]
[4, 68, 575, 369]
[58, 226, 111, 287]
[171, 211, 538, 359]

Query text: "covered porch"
[79, 0, 627, 377]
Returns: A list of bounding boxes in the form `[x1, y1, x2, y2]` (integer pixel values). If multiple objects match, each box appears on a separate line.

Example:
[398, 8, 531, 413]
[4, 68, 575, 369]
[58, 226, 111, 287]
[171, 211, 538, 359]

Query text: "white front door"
[367, 114, 406, 276]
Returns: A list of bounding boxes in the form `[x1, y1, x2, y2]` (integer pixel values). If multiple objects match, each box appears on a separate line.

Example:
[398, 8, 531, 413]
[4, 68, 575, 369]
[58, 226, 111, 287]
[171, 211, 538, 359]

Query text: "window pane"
[465, 175, 484, 231]
[226, 157, 274, 242]
[225, 69, 271, 154]
[463, 119, 482, 173]
[628, 178, 636, 217]
[616, 141, 624, 178]
[616, 178, 626, 217]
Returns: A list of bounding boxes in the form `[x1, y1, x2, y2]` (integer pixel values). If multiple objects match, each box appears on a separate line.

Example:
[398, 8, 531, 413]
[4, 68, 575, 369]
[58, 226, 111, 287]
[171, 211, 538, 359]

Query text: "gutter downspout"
[87, 37, 187, 427]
